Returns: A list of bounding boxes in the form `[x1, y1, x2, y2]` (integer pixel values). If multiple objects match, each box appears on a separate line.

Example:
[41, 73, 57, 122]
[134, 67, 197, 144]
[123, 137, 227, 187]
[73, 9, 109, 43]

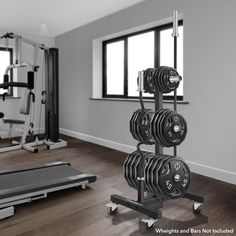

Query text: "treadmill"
[0, 162, 96, 219]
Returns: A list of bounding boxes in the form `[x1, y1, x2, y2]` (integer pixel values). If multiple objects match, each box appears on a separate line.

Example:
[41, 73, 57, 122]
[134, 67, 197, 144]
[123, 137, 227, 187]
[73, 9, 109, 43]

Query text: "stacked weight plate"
[127, 66, 190, 199]
[142, 67, 181, 94]
[144, 155, 191, 199]
[151, 109, 187, 147]
[130, 109, 154, 144]
[123, 150, 154, 189]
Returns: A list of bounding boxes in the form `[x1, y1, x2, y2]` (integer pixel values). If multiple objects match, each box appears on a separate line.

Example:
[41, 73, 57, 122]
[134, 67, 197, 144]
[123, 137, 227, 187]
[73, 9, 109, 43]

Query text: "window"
[103, 21, 183, 100]
[0, 47, 13, 96]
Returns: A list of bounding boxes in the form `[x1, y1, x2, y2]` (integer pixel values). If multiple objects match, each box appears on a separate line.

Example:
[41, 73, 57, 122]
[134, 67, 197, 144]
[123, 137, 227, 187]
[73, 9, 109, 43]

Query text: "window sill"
[0, 96, 21, 100]
[89, 97, 189, 104]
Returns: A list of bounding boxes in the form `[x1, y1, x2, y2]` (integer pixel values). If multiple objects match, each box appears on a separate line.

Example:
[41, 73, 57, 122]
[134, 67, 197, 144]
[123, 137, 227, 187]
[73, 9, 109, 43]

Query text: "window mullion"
[102, 43, 107, 97]
[124, 38, 128, 97]
[154, 30, 160, 68]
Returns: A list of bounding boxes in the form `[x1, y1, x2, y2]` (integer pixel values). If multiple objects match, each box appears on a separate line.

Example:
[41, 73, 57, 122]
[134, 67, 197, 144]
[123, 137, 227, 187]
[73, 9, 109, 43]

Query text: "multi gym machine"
[107, 11, 206, 228]
[0, 32, 67, 152]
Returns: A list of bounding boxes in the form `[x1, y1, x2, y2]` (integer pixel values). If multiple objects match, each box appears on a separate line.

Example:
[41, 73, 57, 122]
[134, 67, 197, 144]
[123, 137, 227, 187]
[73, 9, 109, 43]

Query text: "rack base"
[110, 194, 162, 219]
[107, 192, 206, 227]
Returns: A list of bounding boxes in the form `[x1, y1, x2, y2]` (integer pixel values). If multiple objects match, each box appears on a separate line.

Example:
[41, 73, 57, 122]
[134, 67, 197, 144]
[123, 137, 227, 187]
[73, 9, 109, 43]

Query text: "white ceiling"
[0, 0, 146, 37]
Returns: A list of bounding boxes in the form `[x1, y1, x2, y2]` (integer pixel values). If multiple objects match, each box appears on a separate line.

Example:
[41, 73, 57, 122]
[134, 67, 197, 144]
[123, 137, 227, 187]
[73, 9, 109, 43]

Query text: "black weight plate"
[155, 109, 169, 146]
[155, 155, 171, 193]
[149, 155, 160, 195]
[144, 152, 154, 192]
[145, 68, 155, 93]
[129, 111, 137, 139]
[151, 109, 166, 145]
[123, 154, 130, 183]
[143, 69, 151, 93]
[130, 110, 139, 140]
[144, 68, 156, 94]
[134, 110, 144, 141]
[128, 151, 139, 188]
[152, 154, 167, 196]
[159, 157, 191, 199]
[131, 151, 140, 188]
[159, 161, 177, 198]
[158, 109, 172, 147]
[154, 67, 165, 93]
[137, 109, 153, 143]
[152, 67, 162, 93]
[154, 155, 171, 195]
[135, 110, 143, 141]
[127, 152, 137, 188]
[133, 151, 144, 188]
[138, 110, 149, 142]
[162, 111, 187, 147]
[161, 67, 173, 93]
[165, 68, 180, 92]
[124, 152, 133, 185]
[145, 155, 154, 193]
[153, 66, 164, 93]
[133, 151, 150, 189]
[124, 152, 135, 187]
[149, 155, 159, 194]
[144, 155, 156, 193]
[157, 109, 170, 146]
[160, 67, 171, 93]
[143, 152, 155, 191]
[130, 151, 141, 188]
[150, 154, 165, 195]
[150, 110, 160, 143]
[161, 109, 175, 147]
[168, 158, 191, 194]
[160, 66, 171, 93]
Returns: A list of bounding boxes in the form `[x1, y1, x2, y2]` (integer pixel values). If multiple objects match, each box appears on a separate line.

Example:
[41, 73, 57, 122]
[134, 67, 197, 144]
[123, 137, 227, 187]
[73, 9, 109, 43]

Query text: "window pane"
[128, 31, 154, 97]
[160, 26, 183, 96]
[106, 41, 124, 95]
[0, 50, 10, 94]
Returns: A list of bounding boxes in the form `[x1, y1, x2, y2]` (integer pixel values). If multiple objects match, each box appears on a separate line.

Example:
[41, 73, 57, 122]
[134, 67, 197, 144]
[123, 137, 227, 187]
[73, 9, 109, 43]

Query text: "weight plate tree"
[107, 11, 206, 228]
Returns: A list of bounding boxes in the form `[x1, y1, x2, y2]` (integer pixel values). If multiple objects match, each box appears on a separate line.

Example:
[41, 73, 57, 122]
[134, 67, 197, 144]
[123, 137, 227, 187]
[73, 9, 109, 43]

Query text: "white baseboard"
[186, 161, 236, 185]
[60, 128, 136, 153]
[60, 128, 236, 185]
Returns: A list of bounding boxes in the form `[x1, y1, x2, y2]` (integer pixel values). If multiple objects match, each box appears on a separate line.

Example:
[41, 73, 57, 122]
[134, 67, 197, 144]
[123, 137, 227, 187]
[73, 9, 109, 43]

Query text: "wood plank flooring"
[0, 135, 235, 236]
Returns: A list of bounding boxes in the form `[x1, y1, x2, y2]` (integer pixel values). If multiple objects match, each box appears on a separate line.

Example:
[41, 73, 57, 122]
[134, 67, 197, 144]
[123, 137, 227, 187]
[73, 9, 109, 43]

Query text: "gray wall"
[0, 30, 54, 137]
[55, 0, 236, 184]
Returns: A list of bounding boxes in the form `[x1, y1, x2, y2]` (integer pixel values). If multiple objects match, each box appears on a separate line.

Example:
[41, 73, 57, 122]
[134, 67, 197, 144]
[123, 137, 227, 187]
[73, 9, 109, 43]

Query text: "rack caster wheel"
[193, 202, 202, 214]
[80, 184, 87, 190]
[106, 203, 118, 214]
[141, 218, 157, 229]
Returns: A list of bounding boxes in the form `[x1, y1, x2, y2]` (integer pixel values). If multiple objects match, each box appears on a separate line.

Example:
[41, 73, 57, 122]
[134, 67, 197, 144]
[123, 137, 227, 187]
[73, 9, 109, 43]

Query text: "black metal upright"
[154, 92, 163, 155]
[173, 10, 178, 157]
[45, 48, 60, 142]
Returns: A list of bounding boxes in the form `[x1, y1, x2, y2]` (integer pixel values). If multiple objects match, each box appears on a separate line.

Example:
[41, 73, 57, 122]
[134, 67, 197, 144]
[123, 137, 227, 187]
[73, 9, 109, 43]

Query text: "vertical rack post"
[172, 10, 179, 156]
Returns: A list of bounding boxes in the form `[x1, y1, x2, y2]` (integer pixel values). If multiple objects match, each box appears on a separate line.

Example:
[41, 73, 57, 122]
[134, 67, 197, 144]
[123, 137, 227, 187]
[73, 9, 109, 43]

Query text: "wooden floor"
[0, 136, 235, 236]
